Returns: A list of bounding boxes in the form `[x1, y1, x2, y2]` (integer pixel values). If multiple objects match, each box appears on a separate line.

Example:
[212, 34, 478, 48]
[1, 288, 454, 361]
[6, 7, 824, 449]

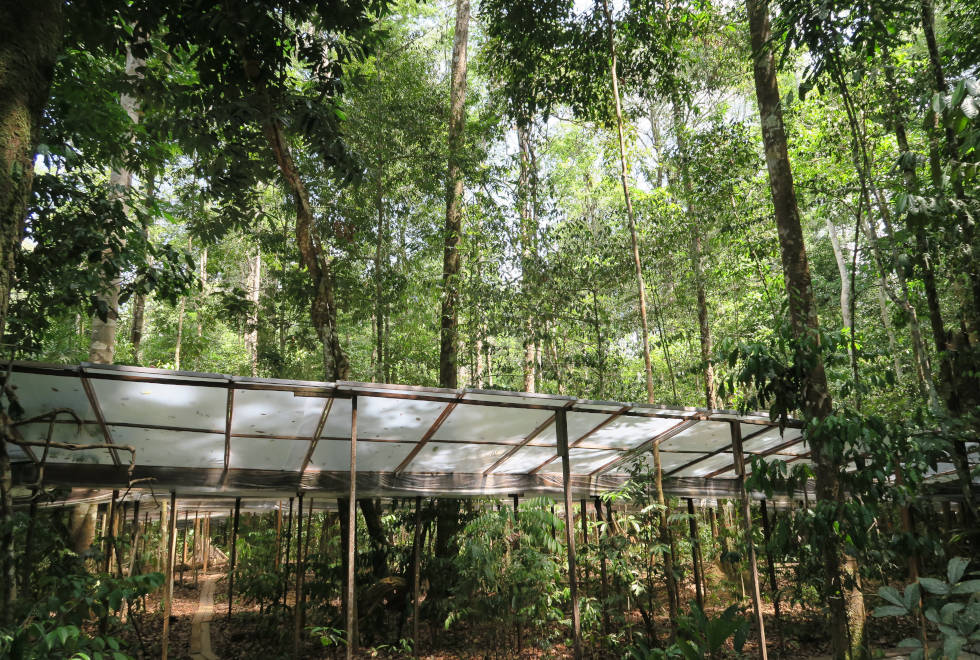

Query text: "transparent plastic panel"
[539, 448, 620, 474]
[318, 397, 352, 438]
[534, 411, 610, 446]
[9, 372, 94, 420]
[673, 452, 735, 477]
[355, 396, 450, 441]
[403, 441, 514, 473]
[659, 421, 732, 453]
[231, 388, 327, 437]
[432, 404, 552, 444]
[16, 421, 113, 465]
[229, 437, 310, 471]
[741, 427, 793, 453]
[109, 426, 225, 468]
[576, 415, 680, 450]
[492, 445, 558, 474]
[92, 378, 227, 431]
[307, 439, 416, 472]
[629, 449, 700, 474]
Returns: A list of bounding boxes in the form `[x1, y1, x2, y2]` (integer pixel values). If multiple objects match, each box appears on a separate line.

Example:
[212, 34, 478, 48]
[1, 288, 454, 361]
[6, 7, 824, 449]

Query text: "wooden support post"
[294, 492, 305, 658]
[128, 500, 140, 577]
[193, 511, 200, 586]
[760, 499, 782, 655]
[161, 491, 177, 660]
[275, 501, 283, 570]
[228, 497, 241, 619]
[103, 490, 118, 574]
[202, 514, 210, 574]
[594, 496, 609, 638]
[346, 395, 358, 660]
[180, 511, 188, 584]
[556, 408, 582, 659]
[283, 496, 294, 607]
[512, 493, 519, 515]
[412, 495, 422, 648]
[580, 499, 590, 587]
[687, 498, 704, 609]
[731, 422, 768, 660]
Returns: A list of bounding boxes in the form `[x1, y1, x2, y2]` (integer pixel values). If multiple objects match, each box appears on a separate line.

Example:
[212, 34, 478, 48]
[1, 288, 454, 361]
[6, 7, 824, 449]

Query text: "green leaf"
[952, 80, 967, 109]
[951, 580, 980, 595]
[948, 557, 969, 585]
[873, 605, 909, 617]
[878, 586, 904, 608]
[918, 577, 950, 595]
[897, 637, 922, 648]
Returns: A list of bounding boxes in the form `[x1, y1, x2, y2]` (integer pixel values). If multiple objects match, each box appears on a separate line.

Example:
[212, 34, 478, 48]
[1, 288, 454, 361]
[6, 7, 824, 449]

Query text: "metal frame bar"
[731, 421, 768, 660]
[590, 419, 697, 476]
[556, 409, 582, 659]
[79, 370, 120, 466]
[529, 406, 630, 474]
[299, 396, 335, 481]
[483, 409, 561, 475]
[394, 393, 462, 474]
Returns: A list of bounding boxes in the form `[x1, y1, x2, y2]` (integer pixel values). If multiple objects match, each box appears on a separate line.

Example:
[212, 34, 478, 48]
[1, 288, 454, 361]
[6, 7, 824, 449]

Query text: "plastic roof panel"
[231, 388, 325, 437]
[581, 415, 681, 450]
[9, 371, 95, 420]
[404, 441, 514, 473]
[93, 378, 227, 430]
[674, 452, 735, 478]
[355, 396, 449, 441]
[535, 411, 609, 446]
[18, 422, 113, 465]
[433, 404, 552, 444]
[229, 437, 309, 471]
[114, 427, 226, 468]
[540, 448, 619, 474]
[307, 439, 416, 472]
[659, 421, 731, 453]
[493, 445, 559, 474]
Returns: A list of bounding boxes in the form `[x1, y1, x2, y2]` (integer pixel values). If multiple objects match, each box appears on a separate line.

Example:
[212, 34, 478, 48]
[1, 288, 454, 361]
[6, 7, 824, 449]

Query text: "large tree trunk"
[599, 0, 680, 630]
[439, 0, 470, 389]
[0, 0, 62, 343]
[745, 0, 865, 657]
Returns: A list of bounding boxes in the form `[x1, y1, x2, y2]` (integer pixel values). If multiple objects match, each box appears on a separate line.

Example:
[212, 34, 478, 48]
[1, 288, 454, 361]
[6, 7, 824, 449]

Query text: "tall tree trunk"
[196, 246, 207, 338]
[439, 0, 470, 389]
[90, 48, 142, 364]
[517, 122, 537, 393]
[374, 169, 386, 383]
[174, 295, 185, 371]
[599, 0, 679, 630]
[236, 48, 350, 381]
[745, 0, 865, 657]
[246, 249, 260, 377]
[671, 98, 716, 409]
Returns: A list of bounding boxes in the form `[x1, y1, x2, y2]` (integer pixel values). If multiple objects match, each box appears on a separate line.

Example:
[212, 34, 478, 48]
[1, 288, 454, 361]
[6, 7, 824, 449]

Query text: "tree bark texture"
[745, 0, 864, 656]
[517, 122, 537, 393]
[439, 0, 470, 389]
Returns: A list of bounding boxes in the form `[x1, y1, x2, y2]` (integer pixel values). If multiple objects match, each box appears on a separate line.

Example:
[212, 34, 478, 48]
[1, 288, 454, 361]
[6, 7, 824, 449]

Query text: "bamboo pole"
[556, 408, 582, 659]
[180, 511, 188, 584]
[161, 491, 177, 660]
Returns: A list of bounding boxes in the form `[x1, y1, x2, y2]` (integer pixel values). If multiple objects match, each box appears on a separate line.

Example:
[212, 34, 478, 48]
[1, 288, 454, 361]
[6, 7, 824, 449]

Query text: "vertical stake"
[731, 421, 768, 660]
[557, 408, 582, 660]
[687, 498, 704, 609]
[412, 495, 422, 648]
[181, 511, 188, 584]
[228, 497, 241, 619]
[346, 395, 358, 660]
[294, 493, 305, 657]
[760, 499, 783, 655]
[161, 491, 177, 660]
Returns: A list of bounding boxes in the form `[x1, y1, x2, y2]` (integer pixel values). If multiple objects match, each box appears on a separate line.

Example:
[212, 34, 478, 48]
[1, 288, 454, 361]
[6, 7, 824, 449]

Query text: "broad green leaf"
[878, 586, 904, 608]
[948, 557, 969, 585]
[873, 605, 909, 617]
[951, 580, 980, 595]
[918, 577, 950, 595]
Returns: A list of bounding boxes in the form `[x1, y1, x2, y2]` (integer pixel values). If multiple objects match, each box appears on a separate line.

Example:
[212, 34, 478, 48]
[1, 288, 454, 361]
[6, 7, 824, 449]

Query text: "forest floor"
[117, 564, 969, 659]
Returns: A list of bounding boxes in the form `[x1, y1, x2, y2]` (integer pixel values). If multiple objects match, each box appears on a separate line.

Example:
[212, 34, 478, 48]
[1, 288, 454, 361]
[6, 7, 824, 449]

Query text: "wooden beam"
[299, 397, 334, 482]
[557, 408, 582, 659]
[161, 491, 177, 660]
[482, 411, 559, 475]
[393, 395, 461, 474]
[665, 426, 770, 477]
[529, 406, 630, 474]
[221, 386, 235, 485]
[79, 371, 120, 466]
[731, 421, 768, 660]
[590, 418, 697, 477]
[701, 433, 806, 480]
[345, 395, 358, 659]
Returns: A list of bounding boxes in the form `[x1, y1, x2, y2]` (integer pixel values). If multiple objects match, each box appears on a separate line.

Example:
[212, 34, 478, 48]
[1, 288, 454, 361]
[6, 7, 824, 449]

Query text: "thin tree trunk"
[745, 0, 864, 656]
[599, 0, 679, 629]
[196, 246, 207, 338]
[246, 249, 260, 377]
[875, 281, 904, 382]
[671, 98, 716, 408]
[374, 168, 386, 383]
[517, 122, 537, 393]
[174, 292, 185, 370]
[439, 0, 470, 389]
